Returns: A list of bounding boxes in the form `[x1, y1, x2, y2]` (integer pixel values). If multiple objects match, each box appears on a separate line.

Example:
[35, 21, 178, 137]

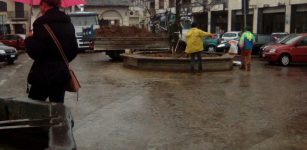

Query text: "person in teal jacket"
[239, 26, 255, 71]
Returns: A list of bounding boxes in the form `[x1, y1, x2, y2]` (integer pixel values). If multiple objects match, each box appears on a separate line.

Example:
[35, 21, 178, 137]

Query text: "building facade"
[154, 0, 307, 34]
[0, 0, 31, 35]
[85, 0, 148, 27]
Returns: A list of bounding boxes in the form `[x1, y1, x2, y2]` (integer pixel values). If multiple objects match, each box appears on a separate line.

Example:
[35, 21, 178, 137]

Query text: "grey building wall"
[0, 0, 31, 34]
[154, 0, 307, 34]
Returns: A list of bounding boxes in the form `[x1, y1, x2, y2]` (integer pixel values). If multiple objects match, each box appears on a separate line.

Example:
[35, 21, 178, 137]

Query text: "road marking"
[8, 70, 17, 76]
[16, 64, 22, 69]
[0, 80, 7, 86]
[7, 64, 22, 76]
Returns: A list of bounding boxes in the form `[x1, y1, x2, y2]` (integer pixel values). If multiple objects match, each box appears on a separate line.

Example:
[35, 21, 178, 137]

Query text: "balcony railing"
[7, 11, 29, 21]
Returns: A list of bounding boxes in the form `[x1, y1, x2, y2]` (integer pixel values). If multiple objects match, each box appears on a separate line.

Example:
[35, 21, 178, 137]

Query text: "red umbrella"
[13, 0, 86, 31]
[13, 0, 86, 8]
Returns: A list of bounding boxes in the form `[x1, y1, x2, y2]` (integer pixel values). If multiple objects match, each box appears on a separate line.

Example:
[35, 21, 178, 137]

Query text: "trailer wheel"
[106, 51, 124, 61]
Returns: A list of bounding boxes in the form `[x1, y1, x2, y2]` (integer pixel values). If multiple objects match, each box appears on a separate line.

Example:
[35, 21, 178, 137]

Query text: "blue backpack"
[243, 33, 254, 50]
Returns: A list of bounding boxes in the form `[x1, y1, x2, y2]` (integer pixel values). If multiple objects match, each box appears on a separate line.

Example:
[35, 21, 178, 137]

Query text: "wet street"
[1, 52, 307, 150]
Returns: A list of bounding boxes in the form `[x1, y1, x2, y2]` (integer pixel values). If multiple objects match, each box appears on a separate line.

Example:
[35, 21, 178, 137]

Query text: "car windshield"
[70, 15, 98, 26]
[257, 35, 271, 44]
[280, 34, 302, 45]
[277, 35, 291, 43]
[272, 33, 288, 38]
[223, 33, 237, 37]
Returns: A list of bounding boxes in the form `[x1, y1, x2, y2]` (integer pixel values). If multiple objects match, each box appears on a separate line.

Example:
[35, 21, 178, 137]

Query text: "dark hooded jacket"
[25, 7, 78, 86]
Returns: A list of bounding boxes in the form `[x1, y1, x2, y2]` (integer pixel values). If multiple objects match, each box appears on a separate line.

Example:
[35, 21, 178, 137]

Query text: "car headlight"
[217, 44, 226, 48]
[269, 48, 276, 53]
[0, 50, 5, 54]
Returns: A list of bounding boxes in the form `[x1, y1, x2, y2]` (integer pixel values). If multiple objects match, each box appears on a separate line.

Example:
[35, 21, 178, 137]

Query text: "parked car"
[0, 41, 18, 64]
[0, 34, 25, 50]
[213, 33, 223, 44]
[263, 33, 307, 66]
[216, 41, 230, 53]
[259, 34, 292, 58]
[252, 34, 272, 56]
[220, 31, 241, 43]
[203, 35, 219, 52]
[217, 33, 275, 56]
[215, 31, 242, 53]
[271, 32, 289, 43]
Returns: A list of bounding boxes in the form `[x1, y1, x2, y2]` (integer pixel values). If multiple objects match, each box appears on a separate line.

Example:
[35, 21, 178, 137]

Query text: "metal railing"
[7, 11, 29, 20]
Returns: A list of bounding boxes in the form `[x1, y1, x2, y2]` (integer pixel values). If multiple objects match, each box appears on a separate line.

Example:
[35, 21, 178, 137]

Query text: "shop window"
[292, 11, 307, 33]
[169, 0, 175, 7]
[182, 0, 191, 5]
[262, 13, 285, 34]
[15, 2, 25, 18]
[114, 20, 120, 26]
[0, 1, 7, 12]
[150, 2, 155, 9]
[14, 24, 26, 34]
[159, 0, 164, 9]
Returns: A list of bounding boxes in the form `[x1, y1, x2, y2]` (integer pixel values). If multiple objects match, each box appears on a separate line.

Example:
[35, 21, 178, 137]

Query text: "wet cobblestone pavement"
[1, 53, 307, 150]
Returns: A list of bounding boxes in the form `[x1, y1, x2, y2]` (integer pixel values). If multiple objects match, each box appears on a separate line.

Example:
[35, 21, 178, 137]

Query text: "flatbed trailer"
[94, 36, 169, 60]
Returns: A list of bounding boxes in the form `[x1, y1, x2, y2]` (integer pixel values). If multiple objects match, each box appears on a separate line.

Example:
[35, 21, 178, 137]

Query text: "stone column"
[208, 11, 211, 32]
[227, 9, 232, 32]
[285, 4, 291, 33]
[155, 0, 159, 10]
[253, 8, 258, 34]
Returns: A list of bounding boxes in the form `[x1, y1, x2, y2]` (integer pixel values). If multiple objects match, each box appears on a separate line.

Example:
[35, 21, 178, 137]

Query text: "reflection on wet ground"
[1, 53, 307, 150]
[68, 54, 307, 150]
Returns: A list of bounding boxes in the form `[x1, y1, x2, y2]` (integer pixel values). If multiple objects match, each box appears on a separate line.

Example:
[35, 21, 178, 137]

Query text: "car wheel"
[208, 46, 216, 53]
[278, 54, 291, 66]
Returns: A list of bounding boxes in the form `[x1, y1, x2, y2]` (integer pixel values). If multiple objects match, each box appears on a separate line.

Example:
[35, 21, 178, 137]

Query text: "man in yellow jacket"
[185, 22, 212, 72]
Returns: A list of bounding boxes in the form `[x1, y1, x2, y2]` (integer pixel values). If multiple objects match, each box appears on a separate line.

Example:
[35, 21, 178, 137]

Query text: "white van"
[68, 12, 99, 51]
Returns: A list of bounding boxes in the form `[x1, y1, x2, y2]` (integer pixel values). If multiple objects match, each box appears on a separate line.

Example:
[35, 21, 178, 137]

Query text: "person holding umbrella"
[25, 0, 78, 103]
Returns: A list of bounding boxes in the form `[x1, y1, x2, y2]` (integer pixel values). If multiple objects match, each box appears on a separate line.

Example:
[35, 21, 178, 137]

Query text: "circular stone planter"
[122, 52, 234, 72]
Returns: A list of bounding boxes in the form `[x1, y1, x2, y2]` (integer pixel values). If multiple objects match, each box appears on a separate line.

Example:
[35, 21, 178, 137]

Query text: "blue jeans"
[190, 51, 202, 72]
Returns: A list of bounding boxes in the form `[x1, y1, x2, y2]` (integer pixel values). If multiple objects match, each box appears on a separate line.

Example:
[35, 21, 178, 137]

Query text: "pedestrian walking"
[185, 22, 212, 72]
[25, 0, 78, 103]
[239, 26, 255, 71]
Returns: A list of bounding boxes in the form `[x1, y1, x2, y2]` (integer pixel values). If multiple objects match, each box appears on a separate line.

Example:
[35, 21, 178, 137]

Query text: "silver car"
[221, 31, 242, 43]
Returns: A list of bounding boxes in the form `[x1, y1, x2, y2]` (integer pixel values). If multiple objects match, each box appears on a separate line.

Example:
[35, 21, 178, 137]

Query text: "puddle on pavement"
[286, 112, 307, 135]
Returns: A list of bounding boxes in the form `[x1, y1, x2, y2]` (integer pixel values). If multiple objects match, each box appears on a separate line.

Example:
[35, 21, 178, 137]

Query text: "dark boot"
[239, 65, 245, 70]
